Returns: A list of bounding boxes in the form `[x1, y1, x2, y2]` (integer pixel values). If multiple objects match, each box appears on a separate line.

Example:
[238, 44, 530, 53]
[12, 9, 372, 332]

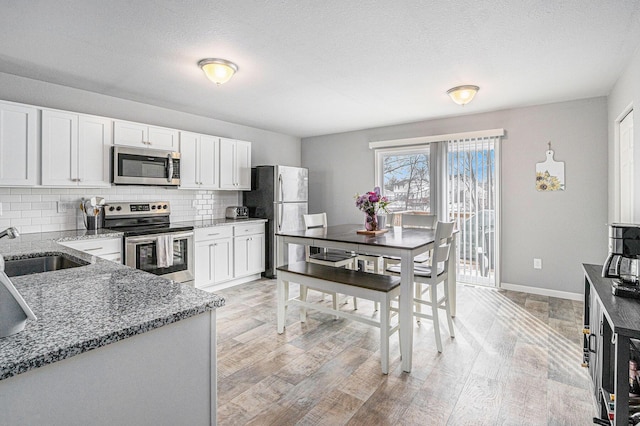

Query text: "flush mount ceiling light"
[447, 85, 480, 106]
[198, 58, 238, 85]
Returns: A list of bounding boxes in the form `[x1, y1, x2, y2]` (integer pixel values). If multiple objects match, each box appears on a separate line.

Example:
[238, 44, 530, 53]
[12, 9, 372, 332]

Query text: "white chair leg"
[443, 281, 455, 338]
[353, 296, 358, 310]
[380, 295, 390, 375]
[277, 278, 287, 334]
[373, 258, 380, 312]
[332, 292, 339, 319]
[431, 284, 443, 353]
[300, 285, 308, 323]
[415, 283, 422, 324]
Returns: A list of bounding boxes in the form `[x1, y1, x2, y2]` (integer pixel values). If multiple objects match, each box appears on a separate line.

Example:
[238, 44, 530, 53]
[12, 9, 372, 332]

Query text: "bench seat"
[276, 261, 401, 374]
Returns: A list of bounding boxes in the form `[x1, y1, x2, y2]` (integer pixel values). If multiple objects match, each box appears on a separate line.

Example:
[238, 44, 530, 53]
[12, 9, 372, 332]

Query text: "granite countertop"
[0, 238, 225, 381]
[174, 217, 267, 229]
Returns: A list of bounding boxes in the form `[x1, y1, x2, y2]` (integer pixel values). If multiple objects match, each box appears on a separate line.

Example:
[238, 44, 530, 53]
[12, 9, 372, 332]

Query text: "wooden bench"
[276, 261, 401, 374]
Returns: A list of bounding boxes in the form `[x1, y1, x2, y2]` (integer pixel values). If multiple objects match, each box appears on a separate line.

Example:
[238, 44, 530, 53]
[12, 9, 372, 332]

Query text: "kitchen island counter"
[0, 238, 224, 425]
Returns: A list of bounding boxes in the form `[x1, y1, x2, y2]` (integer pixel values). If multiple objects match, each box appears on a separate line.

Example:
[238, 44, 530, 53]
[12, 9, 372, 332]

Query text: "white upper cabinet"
[0, 101, 38, 186]
[219, 138, 251, 190]
[113, 120, 178, 150]
[42, 110, 111, 187]
[179, 132, 219, 190]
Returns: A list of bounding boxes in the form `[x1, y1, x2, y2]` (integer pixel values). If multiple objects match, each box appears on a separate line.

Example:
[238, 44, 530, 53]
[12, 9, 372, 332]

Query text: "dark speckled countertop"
[0, 235, 225, 381]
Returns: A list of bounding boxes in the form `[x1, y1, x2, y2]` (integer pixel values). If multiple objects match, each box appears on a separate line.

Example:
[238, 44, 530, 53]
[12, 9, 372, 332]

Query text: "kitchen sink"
[2, 253, 89, 277]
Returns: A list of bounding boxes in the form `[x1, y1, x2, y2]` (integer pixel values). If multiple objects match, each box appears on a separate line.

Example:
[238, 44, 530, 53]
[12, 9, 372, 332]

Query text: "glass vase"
[365, 212, 378, 231]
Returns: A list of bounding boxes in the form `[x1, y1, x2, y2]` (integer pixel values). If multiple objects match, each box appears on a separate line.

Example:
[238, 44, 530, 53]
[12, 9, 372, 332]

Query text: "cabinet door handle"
[84, 247, 103, 251]
[588, 333, 596, 353]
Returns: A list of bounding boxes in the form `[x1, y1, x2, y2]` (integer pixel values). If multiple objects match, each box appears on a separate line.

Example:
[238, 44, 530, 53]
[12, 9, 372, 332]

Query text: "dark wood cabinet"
[583, 264, 638, 425]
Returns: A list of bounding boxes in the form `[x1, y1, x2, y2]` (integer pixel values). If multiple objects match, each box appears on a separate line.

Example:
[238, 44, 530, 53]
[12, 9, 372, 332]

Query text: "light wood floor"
[215, 279, 594, 425]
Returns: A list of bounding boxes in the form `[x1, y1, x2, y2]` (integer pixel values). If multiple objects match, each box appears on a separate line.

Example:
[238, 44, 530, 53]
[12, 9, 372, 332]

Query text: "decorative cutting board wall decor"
[536, 142, 565, 191]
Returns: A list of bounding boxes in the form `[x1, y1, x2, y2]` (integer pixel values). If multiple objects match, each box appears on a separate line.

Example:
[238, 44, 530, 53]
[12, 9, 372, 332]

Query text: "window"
[375, 146, 431, 213]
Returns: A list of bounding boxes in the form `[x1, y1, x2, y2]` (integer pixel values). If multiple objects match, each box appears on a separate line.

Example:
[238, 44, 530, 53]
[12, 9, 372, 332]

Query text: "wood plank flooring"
[215, 279, 594, 425]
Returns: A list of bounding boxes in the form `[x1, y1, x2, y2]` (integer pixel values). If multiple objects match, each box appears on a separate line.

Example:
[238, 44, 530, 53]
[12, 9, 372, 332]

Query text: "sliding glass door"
[375, 135, 500, 287]
[447, 136, 499, 286]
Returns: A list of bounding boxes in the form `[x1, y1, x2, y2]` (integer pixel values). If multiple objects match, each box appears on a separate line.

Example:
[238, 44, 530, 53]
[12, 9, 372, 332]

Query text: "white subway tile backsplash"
[31, 188, 52, 195]
[2, 187, 240, 234]
[41, 195, 62, 202]
[11, 188, 31, 195]
[50, 188, 70, 194]
[31, 202, 54, 210]
[21, 195, 42, 202]
[11, 202, 31, 210]
[21, 210, 42, 218]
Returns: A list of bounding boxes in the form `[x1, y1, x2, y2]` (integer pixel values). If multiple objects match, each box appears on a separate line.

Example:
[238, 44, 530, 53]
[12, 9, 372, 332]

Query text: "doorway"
[619, 109, 634, 222]
[448, 136, 500, 287]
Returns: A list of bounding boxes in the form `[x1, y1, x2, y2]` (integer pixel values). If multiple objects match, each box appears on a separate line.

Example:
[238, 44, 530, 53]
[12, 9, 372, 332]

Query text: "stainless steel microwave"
[112, 146, 181, 186]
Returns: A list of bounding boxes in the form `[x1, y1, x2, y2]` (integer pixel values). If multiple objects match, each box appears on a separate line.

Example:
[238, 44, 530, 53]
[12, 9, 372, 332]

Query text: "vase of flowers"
[355, 187, 390, 231]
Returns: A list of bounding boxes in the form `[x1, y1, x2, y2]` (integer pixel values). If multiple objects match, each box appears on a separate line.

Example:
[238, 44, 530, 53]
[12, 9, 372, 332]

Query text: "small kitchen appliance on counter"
[225, 206, 249, 219]
[602, 223, 640, 298]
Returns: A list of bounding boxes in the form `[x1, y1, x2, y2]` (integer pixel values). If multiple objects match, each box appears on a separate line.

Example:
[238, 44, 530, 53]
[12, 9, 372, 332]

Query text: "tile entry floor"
[216, 280, 594, 425]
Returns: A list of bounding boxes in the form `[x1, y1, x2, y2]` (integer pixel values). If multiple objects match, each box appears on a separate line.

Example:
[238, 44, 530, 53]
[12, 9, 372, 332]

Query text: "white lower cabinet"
[234, 224, 265, 277]
[195, 227, 233, 288]
[58, 237, 122, 263]
[194, 222, 265, 290]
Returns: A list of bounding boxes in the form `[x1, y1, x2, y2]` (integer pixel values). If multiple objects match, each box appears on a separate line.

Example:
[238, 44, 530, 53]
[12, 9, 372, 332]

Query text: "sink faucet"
[0, 227, 19, 239]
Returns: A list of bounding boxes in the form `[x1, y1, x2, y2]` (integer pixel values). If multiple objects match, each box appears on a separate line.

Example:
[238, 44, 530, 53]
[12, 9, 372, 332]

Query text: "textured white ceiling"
[1, 1, 639, 138]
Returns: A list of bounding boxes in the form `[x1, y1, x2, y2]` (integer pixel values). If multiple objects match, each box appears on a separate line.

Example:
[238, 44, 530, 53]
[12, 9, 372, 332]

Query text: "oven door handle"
[126, 231, 194, 244]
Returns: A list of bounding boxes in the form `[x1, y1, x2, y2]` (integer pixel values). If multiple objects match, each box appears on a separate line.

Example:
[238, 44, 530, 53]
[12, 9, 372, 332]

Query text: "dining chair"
[382, 213, 437, 270]
[386, 221, 455, 353]
[302, 213, 358, 310]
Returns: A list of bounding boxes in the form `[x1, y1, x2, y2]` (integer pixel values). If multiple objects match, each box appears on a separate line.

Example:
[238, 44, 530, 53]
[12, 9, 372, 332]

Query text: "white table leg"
[399, 249, 414, 372]
[277, 276, 287, 334]
[448, 233, 457, 317]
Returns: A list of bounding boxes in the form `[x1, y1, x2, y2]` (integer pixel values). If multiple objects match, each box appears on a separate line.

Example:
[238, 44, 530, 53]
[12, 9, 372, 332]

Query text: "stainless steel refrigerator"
[243, 165, 308, 278]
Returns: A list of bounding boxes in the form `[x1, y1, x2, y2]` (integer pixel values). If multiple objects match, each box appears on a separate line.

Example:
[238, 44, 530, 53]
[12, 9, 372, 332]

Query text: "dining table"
[275, 223, 457, 373]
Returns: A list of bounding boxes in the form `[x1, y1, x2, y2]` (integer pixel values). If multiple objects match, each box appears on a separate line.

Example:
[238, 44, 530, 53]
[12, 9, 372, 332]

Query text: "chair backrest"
[432, 221, 455, 268]
[302, 213, 328, 260]
[401, 213, 437, 229]
[303, 213, 328, 230]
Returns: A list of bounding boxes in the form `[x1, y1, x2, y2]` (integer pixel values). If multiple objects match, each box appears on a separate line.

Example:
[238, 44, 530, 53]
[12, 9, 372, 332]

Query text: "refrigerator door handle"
[277, 203, 283, 231]
[278, 173, 284, 203]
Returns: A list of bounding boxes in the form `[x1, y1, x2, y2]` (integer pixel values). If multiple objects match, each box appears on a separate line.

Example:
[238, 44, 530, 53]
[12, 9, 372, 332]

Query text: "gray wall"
[607, 45, 640, 222]
[302, 98, 609, 295]
[0, 72, 301, 168]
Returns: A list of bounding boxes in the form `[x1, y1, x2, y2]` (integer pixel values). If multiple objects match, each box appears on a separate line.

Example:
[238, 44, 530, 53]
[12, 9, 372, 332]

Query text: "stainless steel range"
[104, 201, 194, 285]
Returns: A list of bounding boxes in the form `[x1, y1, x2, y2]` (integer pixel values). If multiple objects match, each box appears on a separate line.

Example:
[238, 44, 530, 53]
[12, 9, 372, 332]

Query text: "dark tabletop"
[276, 224, 437, 250]
[583, 263, 640, 339]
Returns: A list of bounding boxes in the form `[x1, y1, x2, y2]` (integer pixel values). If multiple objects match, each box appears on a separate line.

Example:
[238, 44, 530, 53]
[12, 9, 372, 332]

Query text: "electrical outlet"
[57, 201, 67, 213]
[0, 202, 3, 216]
[192, 200, 198, 208]
[533, 258, 542, 269]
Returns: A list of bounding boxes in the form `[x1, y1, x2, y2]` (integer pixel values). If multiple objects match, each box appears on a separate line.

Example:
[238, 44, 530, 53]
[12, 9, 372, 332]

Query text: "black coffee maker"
[603, 223, 640, 298]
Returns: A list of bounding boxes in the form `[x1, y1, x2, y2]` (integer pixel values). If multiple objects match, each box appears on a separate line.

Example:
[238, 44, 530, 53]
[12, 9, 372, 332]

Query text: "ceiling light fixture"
[447, 85, 479, 106]
[198, 58, 238, 85]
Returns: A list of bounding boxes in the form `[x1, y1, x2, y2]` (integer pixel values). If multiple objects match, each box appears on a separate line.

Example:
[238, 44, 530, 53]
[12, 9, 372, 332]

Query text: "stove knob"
[151, 205, 156, 210]
[116, 206, 122, 211]
[163, 204, 168, 209]
[109, 206, 115, 211]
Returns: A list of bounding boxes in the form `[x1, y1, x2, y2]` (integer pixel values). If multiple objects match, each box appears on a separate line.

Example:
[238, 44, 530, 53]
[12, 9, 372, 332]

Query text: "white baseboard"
[198, 274, 263, 293]
[500, 282, 583, 301]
